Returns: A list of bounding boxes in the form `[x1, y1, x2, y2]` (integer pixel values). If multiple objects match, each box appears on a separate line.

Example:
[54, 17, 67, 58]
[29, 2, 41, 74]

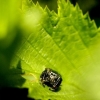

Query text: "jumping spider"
[40, 68, 62, 91]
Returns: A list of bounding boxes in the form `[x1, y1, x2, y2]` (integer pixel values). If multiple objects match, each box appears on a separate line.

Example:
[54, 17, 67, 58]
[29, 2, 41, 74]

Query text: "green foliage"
[0, 0, 100, 99]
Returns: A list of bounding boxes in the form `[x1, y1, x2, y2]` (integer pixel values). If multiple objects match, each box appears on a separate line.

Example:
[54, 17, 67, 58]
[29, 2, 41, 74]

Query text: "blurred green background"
[0, 0, 100, 99]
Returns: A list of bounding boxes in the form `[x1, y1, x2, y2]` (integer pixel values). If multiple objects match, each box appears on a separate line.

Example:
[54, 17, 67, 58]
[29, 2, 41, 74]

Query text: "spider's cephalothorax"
[40, 68, 62, 91]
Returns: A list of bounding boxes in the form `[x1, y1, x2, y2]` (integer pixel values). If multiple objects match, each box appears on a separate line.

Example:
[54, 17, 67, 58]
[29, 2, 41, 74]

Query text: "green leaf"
[6, 0, 100, 99]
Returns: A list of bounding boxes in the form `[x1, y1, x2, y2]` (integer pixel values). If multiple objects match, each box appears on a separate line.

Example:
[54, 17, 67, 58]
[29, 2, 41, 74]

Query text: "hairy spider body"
[40, 68, 62, 91]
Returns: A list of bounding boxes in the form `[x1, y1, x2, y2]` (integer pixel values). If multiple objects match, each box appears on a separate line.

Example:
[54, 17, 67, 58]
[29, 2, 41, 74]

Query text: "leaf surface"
[9, 0, 100, 99]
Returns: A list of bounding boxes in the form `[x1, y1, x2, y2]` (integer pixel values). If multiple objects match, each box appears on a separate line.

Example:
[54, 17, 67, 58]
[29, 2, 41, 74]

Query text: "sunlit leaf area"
[0, 0, 100, 99]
